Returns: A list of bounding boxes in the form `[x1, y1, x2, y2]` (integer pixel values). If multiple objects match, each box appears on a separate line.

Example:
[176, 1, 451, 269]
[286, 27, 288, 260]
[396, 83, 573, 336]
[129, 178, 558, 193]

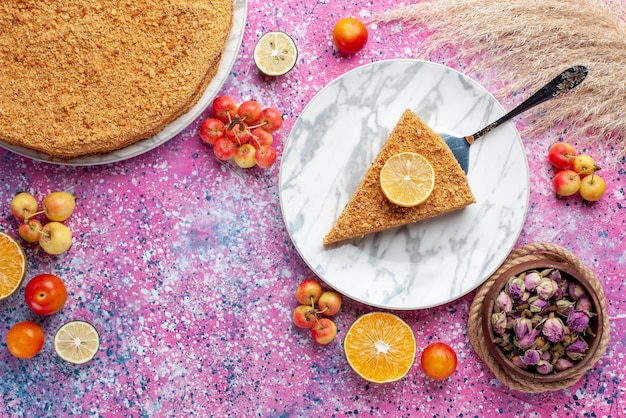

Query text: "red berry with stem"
[249, 128, 273, 149]
[237, 100, 262, 124]
[259, 107, 283, 132]
[311, 317, 338, 344]
[213, 137, 237, 160]
[212, 96, 238, 123]
[255, 145, 277, 169]
[199, 118, 225, 145]
[295, 279, 323, 305]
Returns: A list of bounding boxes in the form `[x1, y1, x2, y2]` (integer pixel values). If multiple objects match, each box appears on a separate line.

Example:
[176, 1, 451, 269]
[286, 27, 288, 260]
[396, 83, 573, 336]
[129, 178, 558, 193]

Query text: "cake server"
[443, 65, 588, 173]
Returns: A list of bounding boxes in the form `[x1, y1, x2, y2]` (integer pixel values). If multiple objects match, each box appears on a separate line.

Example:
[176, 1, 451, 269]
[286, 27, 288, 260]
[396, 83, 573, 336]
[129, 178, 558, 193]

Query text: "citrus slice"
[379, 152, 435, 207]
[344, 312, 416, 383]
[54, 320, 100, 364]
[0, 231, 27, 301]
[253, 31, 298, 76]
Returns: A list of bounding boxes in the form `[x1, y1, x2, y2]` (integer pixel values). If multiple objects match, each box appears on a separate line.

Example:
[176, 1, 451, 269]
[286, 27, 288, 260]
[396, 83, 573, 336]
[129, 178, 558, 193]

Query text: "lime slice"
[54, 320, 100, 364]
[253, 31, 298, 76]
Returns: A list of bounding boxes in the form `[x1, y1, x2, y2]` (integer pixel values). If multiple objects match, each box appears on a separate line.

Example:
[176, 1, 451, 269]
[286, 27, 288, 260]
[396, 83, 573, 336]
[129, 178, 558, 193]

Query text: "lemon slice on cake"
[380, 152, 435, 207]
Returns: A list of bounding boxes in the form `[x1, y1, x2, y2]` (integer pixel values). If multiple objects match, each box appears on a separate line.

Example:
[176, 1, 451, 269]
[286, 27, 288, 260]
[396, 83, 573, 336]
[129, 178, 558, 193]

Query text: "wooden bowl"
[480, 259, 604, 383]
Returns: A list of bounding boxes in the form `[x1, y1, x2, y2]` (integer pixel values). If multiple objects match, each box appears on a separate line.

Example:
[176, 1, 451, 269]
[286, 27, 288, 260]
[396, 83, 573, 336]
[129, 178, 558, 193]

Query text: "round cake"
[0, 0, 234, 160]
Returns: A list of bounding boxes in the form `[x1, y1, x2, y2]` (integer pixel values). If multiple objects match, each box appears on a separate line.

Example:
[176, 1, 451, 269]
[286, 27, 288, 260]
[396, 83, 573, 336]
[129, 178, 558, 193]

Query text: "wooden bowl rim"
[481, 258, 604, 383]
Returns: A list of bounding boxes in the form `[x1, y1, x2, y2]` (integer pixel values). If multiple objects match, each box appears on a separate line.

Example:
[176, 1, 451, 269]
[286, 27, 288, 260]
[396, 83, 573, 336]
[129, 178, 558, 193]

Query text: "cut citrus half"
[253, 31, 298, 76]
[380, 152, 435, 207]
[54, 320, 100, 364]
[344, 312, 416, 383]
[0, 231, 27, 301]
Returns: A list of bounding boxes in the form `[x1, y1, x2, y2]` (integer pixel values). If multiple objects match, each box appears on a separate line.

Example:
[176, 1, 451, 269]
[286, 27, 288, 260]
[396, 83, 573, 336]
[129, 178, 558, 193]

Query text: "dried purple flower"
[523, 349, 541, 366]
[566, 338, 589, 361]
[510, 355, 527, 369]
[576, 297, 593, 314]
[542, 317, 566, 343]
[513, 317, 533, 339]
[491, 312, 508, 336]
[506, 276, 526, 300]
[567, 310, 590, 334]
[535, 278, 558, 300]
[517, 328, 540, 350]
[555, 299, 575, 314]
[524, 272, 542, 291]
[548, 269, 562, 283]
[568, 282, 588, 300]
[529, 297, 550, 314]
[496, 291, 514, 314]
[540, 350, 552, 362]
[555, 358, 575, 372]
[535, 359, 554, 374]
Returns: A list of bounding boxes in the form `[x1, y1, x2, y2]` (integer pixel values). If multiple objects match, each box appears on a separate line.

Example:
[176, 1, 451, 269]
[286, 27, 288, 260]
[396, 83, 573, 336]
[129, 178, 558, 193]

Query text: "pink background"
[1, 0, 625, 416]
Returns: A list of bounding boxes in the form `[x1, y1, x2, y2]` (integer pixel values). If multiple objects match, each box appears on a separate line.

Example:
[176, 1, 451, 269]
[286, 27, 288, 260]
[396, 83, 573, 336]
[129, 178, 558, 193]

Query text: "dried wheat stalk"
[371, 0, 626, 156]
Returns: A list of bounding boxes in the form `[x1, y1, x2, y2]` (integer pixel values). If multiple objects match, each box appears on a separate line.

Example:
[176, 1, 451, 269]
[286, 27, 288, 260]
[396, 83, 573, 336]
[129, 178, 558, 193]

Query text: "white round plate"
[279, 60, 529, 310]
[0, 0, 247, 166]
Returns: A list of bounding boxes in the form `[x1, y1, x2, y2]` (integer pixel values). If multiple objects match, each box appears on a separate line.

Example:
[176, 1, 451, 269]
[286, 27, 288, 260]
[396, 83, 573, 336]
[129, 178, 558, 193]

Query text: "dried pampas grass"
[372, 0, 626, 156]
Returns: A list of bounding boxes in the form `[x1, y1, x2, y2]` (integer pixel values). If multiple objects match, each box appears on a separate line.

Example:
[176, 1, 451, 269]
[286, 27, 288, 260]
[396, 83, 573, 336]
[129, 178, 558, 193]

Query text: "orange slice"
[344, 312, 416, 383]
[379, 152, 435, 207]
[0, 231, 27, 300]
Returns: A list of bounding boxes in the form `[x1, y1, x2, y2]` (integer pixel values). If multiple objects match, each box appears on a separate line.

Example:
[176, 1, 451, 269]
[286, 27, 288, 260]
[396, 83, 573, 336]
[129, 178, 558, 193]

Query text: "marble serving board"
[279, 60, 529, 310]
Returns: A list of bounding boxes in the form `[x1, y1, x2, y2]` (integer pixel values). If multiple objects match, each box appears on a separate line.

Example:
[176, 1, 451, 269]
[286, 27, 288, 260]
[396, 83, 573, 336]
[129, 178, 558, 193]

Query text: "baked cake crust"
[323, 109, 476, 245]
[0, 0, 234, 159]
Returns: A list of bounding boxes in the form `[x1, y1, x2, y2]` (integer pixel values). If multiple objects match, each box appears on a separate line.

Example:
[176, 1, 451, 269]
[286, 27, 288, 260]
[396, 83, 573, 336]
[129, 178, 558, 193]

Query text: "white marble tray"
[279, 59, 529, 310]
[0, 0, 247, 166]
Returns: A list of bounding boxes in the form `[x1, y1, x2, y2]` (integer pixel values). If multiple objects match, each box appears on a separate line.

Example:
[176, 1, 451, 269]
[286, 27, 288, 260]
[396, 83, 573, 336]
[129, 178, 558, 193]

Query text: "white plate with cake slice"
[279, 59, 529, 310]
[0, 0, 247, 166]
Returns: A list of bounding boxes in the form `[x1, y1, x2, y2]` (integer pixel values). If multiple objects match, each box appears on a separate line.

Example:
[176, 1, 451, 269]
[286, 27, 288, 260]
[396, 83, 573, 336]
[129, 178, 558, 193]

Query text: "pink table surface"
[1, 0, 625, 416]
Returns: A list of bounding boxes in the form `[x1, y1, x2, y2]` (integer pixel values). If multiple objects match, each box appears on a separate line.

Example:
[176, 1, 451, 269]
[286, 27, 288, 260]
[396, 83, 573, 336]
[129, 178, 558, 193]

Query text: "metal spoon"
[443, 65, 588, 173]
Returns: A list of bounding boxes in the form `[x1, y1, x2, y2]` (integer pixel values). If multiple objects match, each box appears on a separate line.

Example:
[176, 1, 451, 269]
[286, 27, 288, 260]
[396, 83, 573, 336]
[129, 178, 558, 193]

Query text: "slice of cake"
[323, 109, 475, 245]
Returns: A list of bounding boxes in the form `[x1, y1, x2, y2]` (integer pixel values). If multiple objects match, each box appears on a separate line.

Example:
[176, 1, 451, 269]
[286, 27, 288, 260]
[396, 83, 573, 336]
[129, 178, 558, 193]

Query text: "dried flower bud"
[496, 291, 514, 314]
[555, 358, 575, 372]
[524, 272, 542, 291]
[513, 317, 533, 339]
[540, 349, 552, 362]
[535, 359, 554, 375]
[506, 276, 526, 300]
[542, 317, 565, 343]
[534, 336, 549, 352]
[536, 278, 558, 300]
[555, 299, 575, 314]
[576, 297, 593, 314]
[566, 338, 589, 361]
[510, 355, 527, 369]
[567, 311, 590, 334]
[568, 282, 587, 300]
[517, 328, 540, 350]
[548, 269, 562, 283]
[523, 349, 541, 366]
[529, 297, 550, 314]
[554, 282, 566, 300]
[491, 312, 508, 336]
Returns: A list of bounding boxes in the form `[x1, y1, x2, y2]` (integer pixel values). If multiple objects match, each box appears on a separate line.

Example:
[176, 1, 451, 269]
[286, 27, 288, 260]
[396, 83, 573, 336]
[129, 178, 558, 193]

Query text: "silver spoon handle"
[468, 65, 588, 143]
